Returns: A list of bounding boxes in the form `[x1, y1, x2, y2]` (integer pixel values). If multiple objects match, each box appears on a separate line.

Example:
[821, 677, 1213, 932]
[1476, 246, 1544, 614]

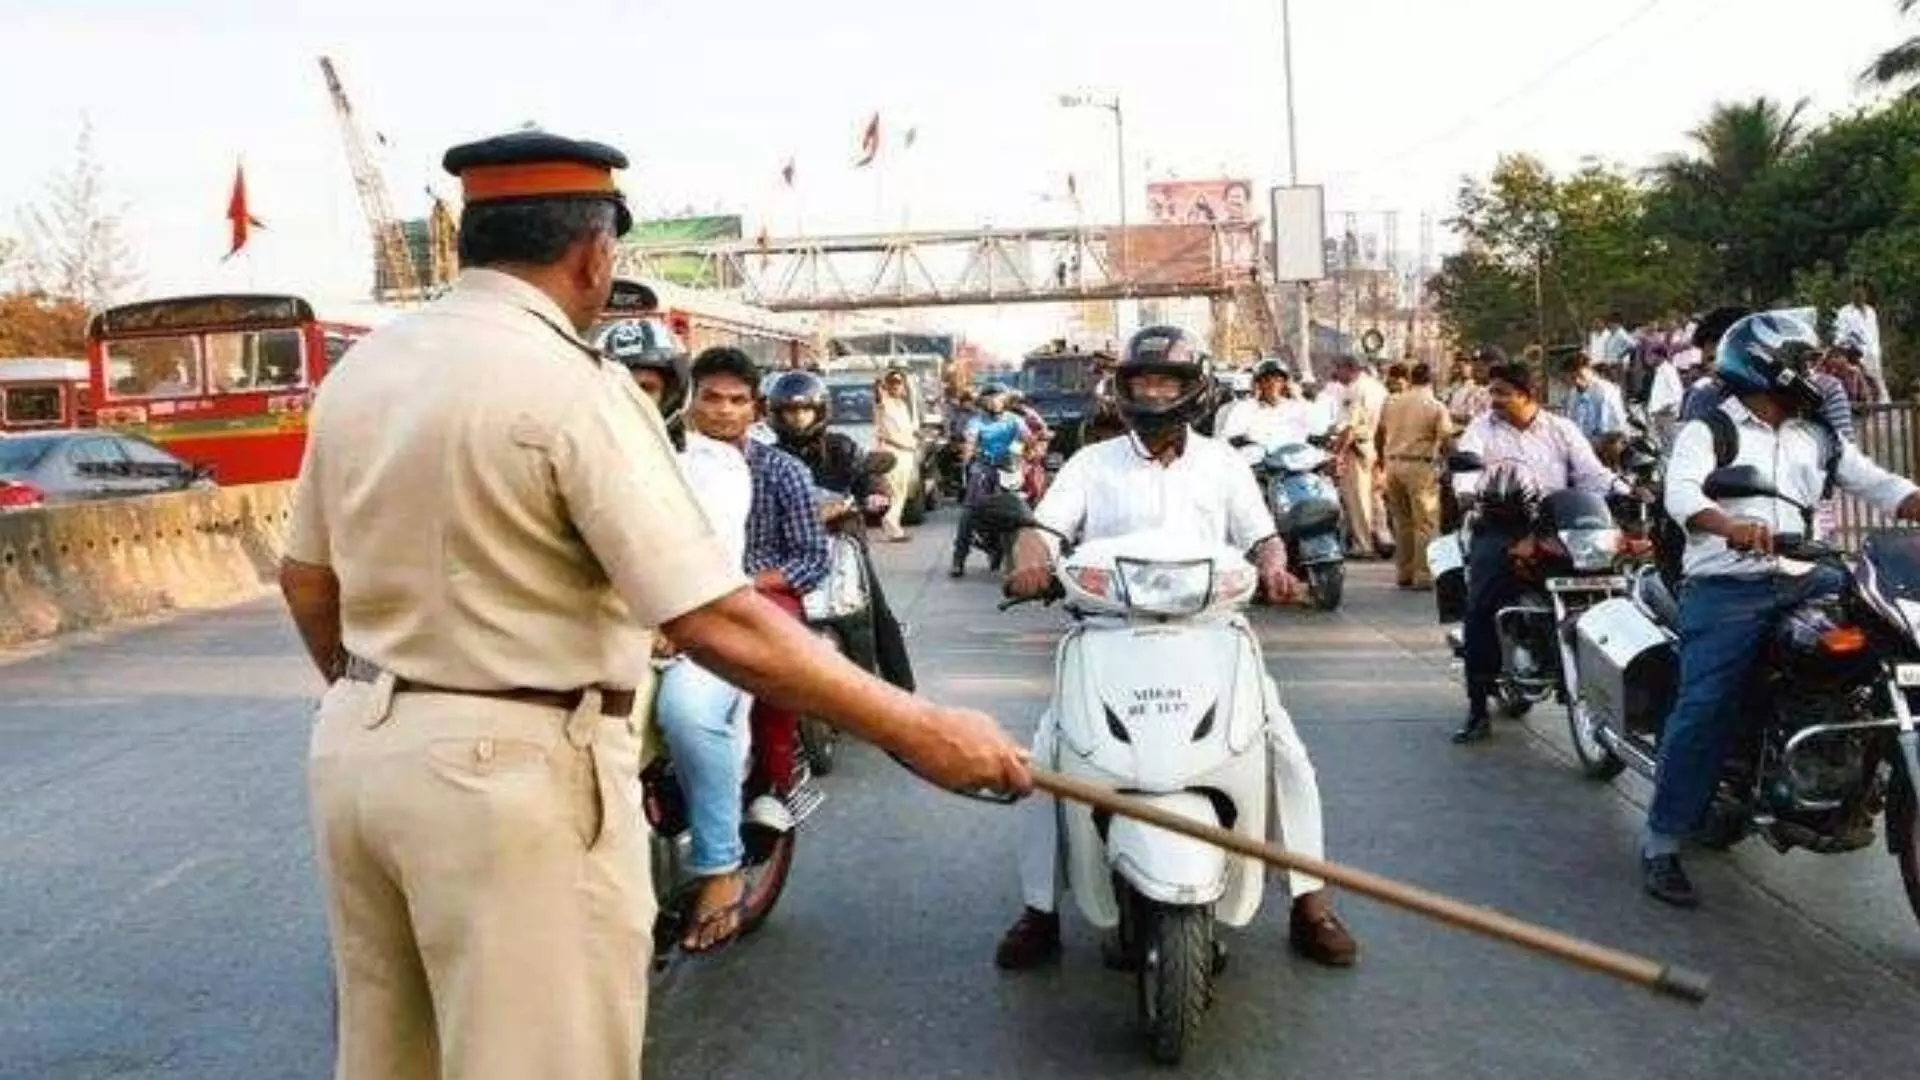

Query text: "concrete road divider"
[0, 482, 296, 649]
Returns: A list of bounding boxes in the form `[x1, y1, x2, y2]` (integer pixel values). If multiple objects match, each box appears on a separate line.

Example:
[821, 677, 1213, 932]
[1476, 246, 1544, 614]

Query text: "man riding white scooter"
[993, 324, 1360, 970]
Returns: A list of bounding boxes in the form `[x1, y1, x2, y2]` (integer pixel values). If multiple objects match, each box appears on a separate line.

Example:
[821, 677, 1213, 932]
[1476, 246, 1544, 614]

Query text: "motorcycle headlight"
[1114, 557, 1215, 617]
[1558, 527, 1621, 572]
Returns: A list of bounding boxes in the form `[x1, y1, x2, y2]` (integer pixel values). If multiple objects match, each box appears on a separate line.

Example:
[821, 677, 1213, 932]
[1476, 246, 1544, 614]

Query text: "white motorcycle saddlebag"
[801, 533, 869, 622]
[1572, 596, 1678, 738]
[1428, 531, 1468, 623]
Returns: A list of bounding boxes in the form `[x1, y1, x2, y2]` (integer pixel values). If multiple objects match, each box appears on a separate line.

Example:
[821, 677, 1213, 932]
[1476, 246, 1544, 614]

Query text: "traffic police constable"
[279, 129, 1030, 1080]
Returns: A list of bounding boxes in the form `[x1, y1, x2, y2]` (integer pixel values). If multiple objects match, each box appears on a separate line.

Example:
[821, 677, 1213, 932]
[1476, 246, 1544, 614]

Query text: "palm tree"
[1862, 0, 1920, 93]
[1649, 96, 1809, 200]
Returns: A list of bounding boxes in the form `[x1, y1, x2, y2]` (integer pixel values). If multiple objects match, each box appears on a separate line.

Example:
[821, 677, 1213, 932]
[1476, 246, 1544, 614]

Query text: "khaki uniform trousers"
[883, 448, 917, 536]
[309, 673, 655, 1080]
[1384, 459, 1441, 586]
[1338, 444, 1381, 554]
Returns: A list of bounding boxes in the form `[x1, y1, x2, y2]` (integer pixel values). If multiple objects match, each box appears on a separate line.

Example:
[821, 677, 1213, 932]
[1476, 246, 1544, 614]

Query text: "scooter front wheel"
[1306, 562, 1345, 611]
[1136, 903, 1215, 1066]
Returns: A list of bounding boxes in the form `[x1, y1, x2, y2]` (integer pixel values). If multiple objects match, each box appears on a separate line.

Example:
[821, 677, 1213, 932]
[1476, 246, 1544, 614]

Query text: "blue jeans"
[1642, 568, 1845, 855]
[655, 659, 748, 875]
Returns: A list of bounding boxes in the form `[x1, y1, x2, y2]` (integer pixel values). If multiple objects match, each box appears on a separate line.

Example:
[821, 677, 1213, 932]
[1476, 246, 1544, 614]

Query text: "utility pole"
[1280, 0, 1314, 380]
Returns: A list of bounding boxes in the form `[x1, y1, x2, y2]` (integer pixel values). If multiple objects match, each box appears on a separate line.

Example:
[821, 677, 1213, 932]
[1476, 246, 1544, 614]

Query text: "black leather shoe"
[1642, 854, 1699, 908]
[1451, 713, 1492, 744]
[994, 907, 1061, 970]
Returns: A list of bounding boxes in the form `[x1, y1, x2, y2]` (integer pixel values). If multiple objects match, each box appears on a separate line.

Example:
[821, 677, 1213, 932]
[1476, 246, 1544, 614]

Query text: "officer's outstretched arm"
[666, 588, 1032, 798]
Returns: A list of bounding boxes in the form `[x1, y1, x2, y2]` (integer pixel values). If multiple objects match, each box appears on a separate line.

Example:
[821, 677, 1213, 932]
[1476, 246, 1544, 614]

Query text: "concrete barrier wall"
[0, 483, 296, 649]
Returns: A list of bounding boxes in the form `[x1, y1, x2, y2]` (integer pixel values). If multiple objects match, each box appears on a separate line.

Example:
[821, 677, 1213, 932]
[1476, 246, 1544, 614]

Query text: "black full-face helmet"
[1115, 324, 1213, 438]
[597, 317, 690, 425]
[765, 369, 831, 441]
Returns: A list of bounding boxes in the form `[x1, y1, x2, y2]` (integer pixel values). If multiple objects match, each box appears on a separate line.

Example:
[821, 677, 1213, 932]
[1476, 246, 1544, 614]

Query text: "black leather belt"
[341, 654, 636, 718]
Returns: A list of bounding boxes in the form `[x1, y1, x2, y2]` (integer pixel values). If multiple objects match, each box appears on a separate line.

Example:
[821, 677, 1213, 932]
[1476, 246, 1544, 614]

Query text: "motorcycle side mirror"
[1702, 464, 1803, 509]
[1446, 450, 1484, 474]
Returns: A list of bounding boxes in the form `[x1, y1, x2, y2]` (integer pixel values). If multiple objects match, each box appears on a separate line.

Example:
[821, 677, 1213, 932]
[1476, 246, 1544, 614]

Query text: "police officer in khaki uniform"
[279, 129, 1030, 1080]
[1375, 361, 1454, 589]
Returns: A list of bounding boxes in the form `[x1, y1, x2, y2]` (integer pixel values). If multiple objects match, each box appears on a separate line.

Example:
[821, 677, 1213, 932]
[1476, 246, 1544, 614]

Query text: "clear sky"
[1, 0, 1912, 354]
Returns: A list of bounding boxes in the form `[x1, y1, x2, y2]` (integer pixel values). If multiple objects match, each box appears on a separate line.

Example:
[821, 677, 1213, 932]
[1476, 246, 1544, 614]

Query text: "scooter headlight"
[1557, 527, 1621, 572]
[1114, 557, 1215, 617]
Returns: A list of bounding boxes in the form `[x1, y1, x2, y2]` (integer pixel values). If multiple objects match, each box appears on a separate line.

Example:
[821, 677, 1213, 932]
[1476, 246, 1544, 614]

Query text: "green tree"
[1436, 155, 1687, 352]
[1642, 96, 1810, 304]
[1427, 249, 1536, 353]
[1861, 0, 1920, 94]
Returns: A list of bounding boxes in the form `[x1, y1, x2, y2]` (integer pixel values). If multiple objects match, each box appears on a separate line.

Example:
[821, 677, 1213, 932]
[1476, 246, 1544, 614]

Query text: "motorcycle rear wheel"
[1136, 902, 1214, 1066]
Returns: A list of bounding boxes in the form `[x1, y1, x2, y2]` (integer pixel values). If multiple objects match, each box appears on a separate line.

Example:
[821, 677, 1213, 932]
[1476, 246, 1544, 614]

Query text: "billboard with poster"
[1146, 179, 1259, 269]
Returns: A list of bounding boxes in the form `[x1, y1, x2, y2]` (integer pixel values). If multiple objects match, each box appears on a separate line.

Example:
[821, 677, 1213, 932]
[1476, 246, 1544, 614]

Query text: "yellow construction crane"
[318, 56, 425, 302]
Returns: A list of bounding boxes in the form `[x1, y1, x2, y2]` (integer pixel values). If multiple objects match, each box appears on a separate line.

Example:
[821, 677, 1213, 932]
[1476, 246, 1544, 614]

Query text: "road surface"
[2, 509, 1916, 1079]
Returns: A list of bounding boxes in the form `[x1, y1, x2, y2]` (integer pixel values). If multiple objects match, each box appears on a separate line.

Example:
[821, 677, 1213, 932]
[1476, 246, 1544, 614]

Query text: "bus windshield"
[104, 328, 306, 399]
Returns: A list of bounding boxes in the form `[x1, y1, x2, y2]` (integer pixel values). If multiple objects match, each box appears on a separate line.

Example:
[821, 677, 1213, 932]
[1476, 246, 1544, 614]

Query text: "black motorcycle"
[1569, 464, 1920, 925]
[1433, 452, 1640, 719]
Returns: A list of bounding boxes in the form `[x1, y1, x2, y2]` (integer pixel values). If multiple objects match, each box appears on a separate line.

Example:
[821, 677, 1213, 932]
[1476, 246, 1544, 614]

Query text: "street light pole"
[1280, 0, 1314, 382]
[1061, 91, 1129, 341]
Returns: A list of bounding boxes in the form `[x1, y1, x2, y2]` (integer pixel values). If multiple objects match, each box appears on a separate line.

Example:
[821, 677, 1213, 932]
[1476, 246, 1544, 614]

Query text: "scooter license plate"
[1894, 663, 1920, 688]
[1546, 575, 1627, 594]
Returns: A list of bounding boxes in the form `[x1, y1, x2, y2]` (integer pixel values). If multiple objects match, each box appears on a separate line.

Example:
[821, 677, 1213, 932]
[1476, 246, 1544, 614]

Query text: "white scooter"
[977, 493, 1280, 1066]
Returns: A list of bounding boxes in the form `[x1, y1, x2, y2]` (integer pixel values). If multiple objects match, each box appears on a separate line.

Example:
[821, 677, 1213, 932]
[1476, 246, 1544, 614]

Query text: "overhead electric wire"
[1356, 0, 1673, 174]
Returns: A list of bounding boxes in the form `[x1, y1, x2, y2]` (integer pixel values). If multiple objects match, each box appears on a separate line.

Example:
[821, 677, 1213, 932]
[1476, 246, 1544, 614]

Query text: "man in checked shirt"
[657, 345, 831, 952]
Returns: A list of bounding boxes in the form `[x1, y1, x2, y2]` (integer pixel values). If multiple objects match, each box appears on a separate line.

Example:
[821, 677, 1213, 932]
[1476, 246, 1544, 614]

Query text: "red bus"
[596, 278, 814, 371]
[85, 293, 392, 486]
[0, 358, 92, 433]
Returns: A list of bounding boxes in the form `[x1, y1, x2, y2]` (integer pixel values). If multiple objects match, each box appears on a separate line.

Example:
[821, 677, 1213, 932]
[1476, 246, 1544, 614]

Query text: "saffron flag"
[854, 113, 879, 168]
[224, 163, 265, 260]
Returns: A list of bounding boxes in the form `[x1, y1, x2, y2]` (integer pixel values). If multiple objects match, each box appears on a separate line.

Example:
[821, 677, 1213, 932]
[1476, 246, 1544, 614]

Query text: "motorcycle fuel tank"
[1573, 596, 1678, 737]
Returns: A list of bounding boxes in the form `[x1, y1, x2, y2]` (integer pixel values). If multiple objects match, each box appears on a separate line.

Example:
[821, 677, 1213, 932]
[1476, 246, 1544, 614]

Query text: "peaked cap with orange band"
[442, 129, 634, 235]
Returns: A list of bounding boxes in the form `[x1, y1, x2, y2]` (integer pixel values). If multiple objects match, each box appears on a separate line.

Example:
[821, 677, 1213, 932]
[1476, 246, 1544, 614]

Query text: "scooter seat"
[1634, 573, 1681, 628]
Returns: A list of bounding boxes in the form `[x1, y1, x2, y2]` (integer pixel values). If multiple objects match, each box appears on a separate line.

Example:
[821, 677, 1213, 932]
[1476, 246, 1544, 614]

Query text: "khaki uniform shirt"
[285, 269, 745, 691]
[1378, 388, 1454, 462]
[1340, 374, 1389, 447]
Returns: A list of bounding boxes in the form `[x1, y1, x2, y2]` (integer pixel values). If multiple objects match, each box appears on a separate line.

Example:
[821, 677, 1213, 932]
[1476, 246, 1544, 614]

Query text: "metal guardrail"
[1537, 398, 1919, 552]
[1834, 403, 1920, 550]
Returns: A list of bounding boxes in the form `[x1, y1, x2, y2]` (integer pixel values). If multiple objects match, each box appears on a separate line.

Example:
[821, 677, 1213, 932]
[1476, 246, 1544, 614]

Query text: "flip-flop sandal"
[679, 890, 749, 956]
